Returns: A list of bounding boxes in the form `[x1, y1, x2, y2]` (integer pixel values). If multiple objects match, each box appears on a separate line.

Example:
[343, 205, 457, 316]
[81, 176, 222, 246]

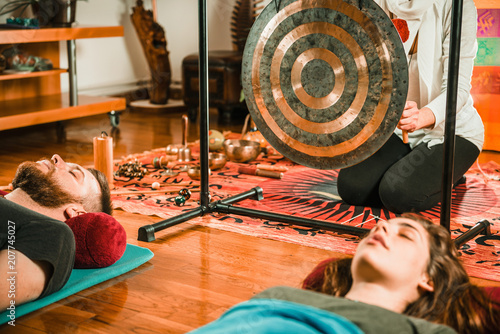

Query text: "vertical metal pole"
[67, 40, 78, 106]
[198, 0, 211, 207]
[440, 0, 463, 229]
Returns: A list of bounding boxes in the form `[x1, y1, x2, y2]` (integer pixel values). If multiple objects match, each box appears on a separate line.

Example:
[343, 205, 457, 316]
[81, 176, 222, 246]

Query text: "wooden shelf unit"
[0, 26, 126, 131]
[0, 68, 67, 81]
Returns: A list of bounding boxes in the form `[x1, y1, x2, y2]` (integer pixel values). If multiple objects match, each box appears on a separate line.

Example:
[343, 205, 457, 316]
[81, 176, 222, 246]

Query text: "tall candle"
[93, 132, 114, 189]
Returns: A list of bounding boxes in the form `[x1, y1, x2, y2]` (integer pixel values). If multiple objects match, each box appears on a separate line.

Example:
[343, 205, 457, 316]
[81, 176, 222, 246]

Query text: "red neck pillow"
[65, 212, 127, 269]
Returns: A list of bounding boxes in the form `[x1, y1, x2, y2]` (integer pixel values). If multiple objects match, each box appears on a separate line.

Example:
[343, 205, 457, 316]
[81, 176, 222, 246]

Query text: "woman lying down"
[189, 213, 499, 334]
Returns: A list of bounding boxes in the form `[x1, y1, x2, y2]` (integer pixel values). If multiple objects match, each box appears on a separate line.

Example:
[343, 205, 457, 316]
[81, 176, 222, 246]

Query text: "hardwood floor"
[1, 106, 499, 333]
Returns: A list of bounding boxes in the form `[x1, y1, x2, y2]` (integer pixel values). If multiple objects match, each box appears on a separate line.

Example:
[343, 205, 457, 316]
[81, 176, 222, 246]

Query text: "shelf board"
[0, 26, 124, 44]
[0, 68, 67, 81]
[0, 94, 126, 131]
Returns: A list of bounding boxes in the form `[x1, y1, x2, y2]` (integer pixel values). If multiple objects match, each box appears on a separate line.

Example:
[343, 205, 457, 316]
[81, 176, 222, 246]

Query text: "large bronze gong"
[242, 0, 408, 169]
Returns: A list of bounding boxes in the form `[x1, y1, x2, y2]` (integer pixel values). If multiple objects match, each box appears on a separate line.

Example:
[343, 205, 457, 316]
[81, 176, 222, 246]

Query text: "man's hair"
[87, 168, 113, 215]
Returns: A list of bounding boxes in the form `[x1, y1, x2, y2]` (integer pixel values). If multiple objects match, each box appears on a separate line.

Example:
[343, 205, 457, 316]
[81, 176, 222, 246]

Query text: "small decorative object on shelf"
[6, 17, 40, 28]
[1, 46, 53, 72]
[0, 0, 85, 27]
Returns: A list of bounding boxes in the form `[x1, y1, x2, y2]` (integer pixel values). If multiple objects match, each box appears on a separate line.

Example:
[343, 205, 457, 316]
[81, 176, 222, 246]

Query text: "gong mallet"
[402, 130, 409, 144]
[238, 166, 284, 179]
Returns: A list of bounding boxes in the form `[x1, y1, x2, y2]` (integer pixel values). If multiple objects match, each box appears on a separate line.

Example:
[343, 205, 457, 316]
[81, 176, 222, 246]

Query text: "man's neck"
[5, 189, 67, 221]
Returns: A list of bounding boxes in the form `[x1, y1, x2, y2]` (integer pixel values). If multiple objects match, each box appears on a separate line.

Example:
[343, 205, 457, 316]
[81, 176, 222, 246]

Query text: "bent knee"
[338, 171, 383, 207]
[379, 179, 436, 213]
[338, 175, 369, 206]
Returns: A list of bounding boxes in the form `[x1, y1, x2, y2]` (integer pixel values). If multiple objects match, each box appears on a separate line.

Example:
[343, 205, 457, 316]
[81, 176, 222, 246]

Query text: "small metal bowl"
[187, 165, 211, 180]
[208, 153, 227, 170]
[223, 139, 261, 163]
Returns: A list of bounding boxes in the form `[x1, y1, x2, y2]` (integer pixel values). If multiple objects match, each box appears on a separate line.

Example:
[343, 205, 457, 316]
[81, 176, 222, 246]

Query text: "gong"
[242, 0, 408, 169]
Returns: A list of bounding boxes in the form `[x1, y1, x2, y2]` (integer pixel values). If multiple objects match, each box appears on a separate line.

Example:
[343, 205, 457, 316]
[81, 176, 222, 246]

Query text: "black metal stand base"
[137, 185, 491, 244]
[138, 186, 370, 242]
[454, 220, 491, 248]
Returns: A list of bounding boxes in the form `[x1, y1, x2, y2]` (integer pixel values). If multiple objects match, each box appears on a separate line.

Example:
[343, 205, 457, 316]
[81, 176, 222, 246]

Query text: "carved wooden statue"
[231, 0, 264, 52]
[131, 0, 171, 105]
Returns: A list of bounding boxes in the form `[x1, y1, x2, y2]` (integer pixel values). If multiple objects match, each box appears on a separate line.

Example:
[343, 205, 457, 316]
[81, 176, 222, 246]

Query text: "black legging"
[337, 134, 480, 213]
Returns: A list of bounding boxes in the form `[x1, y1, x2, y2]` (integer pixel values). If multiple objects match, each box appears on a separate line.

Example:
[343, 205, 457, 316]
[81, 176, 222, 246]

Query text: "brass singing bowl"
[223, 139, 261, 163]
[208, 153, 227, 170]
[187, 165, 211, 180]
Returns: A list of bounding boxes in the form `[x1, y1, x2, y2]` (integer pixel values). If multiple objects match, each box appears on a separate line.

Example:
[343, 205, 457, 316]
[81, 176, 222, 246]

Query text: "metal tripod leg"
[138, 207, 206, 242]
[454, 220, 491, 249]
[213, 202, 369, 236]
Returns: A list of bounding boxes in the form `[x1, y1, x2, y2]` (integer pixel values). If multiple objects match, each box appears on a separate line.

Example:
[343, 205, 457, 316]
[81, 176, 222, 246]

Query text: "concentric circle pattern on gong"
[242, 0, 408, 169]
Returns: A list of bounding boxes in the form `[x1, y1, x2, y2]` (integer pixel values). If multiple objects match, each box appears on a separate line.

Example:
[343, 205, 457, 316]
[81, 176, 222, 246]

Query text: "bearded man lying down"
[0, 155, 112, 308]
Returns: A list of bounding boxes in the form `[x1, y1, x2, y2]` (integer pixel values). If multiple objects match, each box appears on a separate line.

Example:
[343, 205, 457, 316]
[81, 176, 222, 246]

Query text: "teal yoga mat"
[1, 244, 153, 325]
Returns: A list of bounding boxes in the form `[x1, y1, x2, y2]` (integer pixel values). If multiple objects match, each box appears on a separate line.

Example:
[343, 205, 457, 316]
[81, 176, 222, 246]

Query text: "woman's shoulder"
[408, 316, 457, 334]
[254, 286, 456, 334]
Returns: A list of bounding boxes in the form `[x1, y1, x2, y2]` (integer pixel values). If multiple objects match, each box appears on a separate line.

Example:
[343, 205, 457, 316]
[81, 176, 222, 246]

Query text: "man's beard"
[11, 160, 80, 208]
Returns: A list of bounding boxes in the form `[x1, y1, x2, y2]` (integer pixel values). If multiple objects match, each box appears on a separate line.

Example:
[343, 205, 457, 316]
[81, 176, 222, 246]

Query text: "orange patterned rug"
[111, 148, 500, 282]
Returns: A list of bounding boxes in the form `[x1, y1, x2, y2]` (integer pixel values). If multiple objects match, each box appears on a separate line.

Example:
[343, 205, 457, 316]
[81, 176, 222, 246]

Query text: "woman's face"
[351, 217, 433, 295]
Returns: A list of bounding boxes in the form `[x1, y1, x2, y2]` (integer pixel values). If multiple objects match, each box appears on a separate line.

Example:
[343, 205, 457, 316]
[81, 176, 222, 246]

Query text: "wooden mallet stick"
[402, 130, 409, 144]
[255, 164, 289, 172]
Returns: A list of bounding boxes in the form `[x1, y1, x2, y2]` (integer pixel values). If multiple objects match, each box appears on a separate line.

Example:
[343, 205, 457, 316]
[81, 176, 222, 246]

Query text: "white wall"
[0, 0, 254, 92]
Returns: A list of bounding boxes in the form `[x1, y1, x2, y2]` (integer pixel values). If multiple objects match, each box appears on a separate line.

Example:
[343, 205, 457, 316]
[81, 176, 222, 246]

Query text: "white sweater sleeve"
[424, 0, 478, 129]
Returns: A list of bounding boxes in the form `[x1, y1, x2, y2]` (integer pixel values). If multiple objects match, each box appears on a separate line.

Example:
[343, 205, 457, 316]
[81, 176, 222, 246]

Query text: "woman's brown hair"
[303, 213, 500, 333]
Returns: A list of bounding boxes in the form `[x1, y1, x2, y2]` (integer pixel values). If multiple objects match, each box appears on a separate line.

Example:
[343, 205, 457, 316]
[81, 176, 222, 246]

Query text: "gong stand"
[138, 0, 370, 242]
[138, 0, 490, 245]
[440, 0, 490, 247]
